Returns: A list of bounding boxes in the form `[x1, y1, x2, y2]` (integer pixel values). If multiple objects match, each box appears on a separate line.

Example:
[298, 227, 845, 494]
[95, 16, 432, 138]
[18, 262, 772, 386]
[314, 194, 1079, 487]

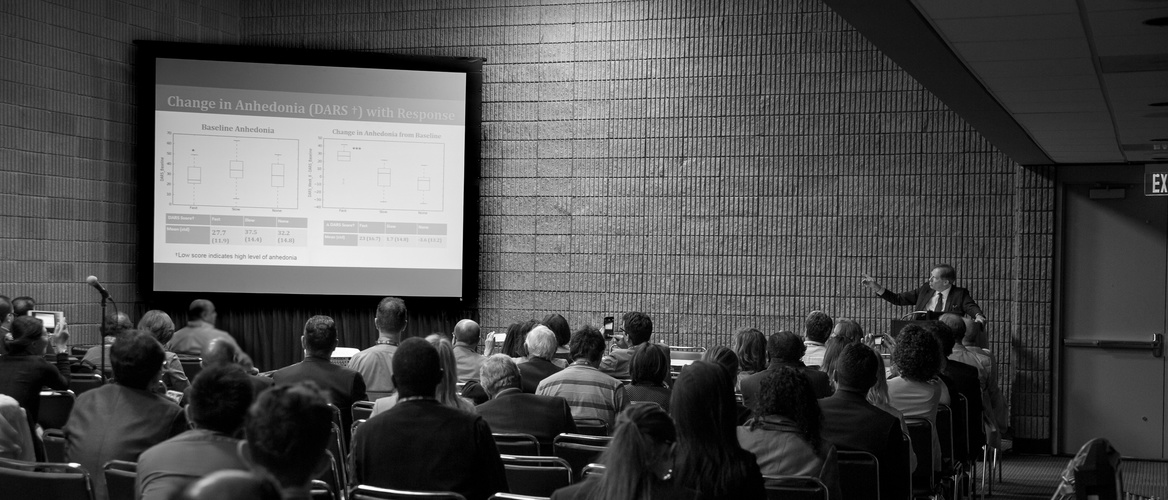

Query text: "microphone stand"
[99, 294, 107, 381]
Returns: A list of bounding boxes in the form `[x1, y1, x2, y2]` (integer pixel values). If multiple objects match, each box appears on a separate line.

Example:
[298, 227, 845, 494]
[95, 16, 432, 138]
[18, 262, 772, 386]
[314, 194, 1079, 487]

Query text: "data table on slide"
[165, 214, 308, 246]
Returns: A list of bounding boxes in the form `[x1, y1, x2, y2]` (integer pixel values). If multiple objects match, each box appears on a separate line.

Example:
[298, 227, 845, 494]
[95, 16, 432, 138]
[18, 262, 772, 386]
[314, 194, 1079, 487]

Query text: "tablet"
[29, 310, 64, 333]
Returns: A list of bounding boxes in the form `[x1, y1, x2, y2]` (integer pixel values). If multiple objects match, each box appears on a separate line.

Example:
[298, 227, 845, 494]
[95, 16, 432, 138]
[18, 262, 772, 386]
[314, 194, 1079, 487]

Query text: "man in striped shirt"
[536, 325, 627, 427]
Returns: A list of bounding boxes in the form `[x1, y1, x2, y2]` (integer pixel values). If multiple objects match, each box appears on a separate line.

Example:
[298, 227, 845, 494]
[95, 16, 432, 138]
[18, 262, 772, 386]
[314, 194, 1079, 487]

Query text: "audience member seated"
[201, 338, 273, 400]
[476, 354, 576, 454]
[670, 361, 764, 500]
[941, 313, 1003, 428]
[0, 315, 70, 460]
[82, 311, 134, 376]
[0, 393, 35, 461]
[537, 325, 628, 426]
[817, 336, 853, 382]
[65, 330, 187, 500]
[273, 315, 367, 438]
[241, 382, 334, 500]
[736, 367, 841, 500]
[0, 295, 14, 348]
[819, 343, 912, 500]
[137, 365, 253, 500]
[177, 470, 282, 500]
[552, 404, 699, 499]
[348, 296, 407, 398]
[733, 328, 767, 392]
[372, 334, 475, 415]
[958, 315, 1008, 430]
[831, 318, 865, 343]
[702, 345, 740, 381]
[624, 343, 672, 411]
[887, 323, 949, 472]
[543, 313, 572, 367]
[138, 309, 190, 393]
[930, 319, 986, 450]
[168, 299, 254, 367]
[740, 330, 831, 410]
[350, 337, 508, 500]
[867, 351, 917, 472]
[452, 319, 485, 382]
[600, 312, 669, 379]
[801, 310, 833, 368]
[518, 325, 563, 393]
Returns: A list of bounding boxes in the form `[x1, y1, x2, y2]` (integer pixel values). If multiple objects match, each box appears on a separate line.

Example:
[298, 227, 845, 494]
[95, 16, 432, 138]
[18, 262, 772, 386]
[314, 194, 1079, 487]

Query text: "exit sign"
[1147, 169, 1168, 196]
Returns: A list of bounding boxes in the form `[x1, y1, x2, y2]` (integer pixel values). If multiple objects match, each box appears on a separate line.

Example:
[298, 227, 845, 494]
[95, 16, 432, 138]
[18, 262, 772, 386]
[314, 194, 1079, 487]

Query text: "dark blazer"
[880, 284, 983, 318]
[518, 357, 564, 393]
[740, 360, 832, 411]
[819, 388, 912, 500]
[272, 356, 366, 436]
[350, 398, 508, 500]
[476, 388, 577, 455]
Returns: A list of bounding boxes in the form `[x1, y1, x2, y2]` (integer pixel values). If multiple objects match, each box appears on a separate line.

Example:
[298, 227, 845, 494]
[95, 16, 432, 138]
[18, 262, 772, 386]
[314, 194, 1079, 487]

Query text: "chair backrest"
[499, 454, 572, 497]
[178, 356, 203, 381]
[36, 390, 76, 430]
[310, 479, 336, 500]
[581, 463, 605, 480]
[493, 433, 541, 456]
[936, 405, 956, 467]
[0, 457, 95, 500]
[103, 460, 137, 500]
[350, 484, 467, 500]
[836, 451, 880, 500]
[551, 434, 610, 480]
[950, 393, 972, 463]
[905, 418, 935, 495]
[352, 418, 367, 438]
[327, 403, 347, 451]
[69, 373, 105, 396]
[42, 428, 67, 462]
[489, 494, 550, 500]
[314, 447, 344, 500]
[762, 475, 828, 500]
[669, 348, 705, 361]
[352, 400, 375, 423]
[572, 418, 608, 436]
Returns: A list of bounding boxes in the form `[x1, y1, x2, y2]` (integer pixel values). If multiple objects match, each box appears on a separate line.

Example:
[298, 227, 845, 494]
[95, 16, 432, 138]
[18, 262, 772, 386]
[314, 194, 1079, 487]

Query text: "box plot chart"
[322, 139, 445, 211]
[171, 134, 299, 209]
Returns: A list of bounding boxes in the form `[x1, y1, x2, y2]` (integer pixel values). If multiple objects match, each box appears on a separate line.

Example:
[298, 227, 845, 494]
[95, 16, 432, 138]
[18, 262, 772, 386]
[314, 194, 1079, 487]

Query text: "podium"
[888, 311, 939, 338]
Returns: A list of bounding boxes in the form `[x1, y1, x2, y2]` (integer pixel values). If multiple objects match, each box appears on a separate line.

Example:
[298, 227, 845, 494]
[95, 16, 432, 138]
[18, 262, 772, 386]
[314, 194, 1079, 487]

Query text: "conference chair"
[499, 454, 572, 497]
[103, 460, 137, 500]
[571, 417, 608, 436]
[761, 475, 828, 500]
[352, 400, 375, 423]
[315, 437, 346, 500]
[311, 479, 337, 500]
[0, 456, 95, 500]
[350, 485, 466, 500]
[42, 428, 67, 462]
[177, 356, 203, 382]
[905, 418, 937, 498]
[327, 403, 347, 452]
[352, 419, 367, 438]
[836, 450, 880, 500]
[493, 432, 541, 456]
[580, 463, 605, 480]
[551, 433, 610, 480]
[36, 389, 75, 430]
[68, 373, 104, 395]
[937, 404, 967, 500]
[489, 494, 550, 500]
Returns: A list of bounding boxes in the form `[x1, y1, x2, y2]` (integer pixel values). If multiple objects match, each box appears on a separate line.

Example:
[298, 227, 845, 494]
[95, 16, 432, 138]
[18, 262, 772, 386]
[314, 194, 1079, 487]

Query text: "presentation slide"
[150, 58, 467, 296]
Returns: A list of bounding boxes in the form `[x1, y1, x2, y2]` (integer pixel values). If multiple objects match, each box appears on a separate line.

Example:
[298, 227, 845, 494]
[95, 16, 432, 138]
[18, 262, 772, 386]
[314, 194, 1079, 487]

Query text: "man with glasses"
[862, 264, 987, 323]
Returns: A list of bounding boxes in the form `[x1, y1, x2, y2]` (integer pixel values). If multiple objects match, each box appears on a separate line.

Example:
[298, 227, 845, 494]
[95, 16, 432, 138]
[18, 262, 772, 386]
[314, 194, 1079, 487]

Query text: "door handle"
[1064, 333, 1163, 358]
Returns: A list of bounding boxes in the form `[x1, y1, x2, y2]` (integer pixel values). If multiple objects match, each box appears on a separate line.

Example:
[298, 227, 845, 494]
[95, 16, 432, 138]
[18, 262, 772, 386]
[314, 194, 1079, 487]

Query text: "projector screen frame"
[134, 41, 482, 300]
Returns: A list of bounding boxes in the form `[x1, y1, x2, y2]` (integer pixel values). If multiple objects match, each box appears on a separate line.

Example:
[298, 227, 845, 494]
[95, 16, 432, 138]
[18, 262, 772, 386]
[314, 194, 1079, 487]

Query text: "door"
[1060, 182, 1167, 459]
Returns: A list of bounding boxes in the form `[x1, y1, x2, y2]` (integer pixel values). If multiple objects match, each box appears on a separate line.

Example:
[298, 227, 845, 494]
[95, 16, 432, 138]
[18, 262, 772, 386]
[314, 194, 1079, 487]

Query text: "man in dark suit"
[478, 354, 576, 454]
[349, 338, 508, 500]
[518, 325, 563, 393]
[740, 330, 832, 410]
[272, 315, 366, 441]
[819, 343, 912, 500]
[864, 264, 988, 324]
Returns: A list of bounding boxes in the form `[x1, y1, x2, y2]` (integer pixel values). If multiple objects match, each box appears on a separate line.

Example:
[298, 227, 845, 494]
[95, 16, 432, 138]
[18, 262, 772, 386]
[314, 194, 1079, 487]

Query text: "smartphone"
[602, 316, 614, 338]
[30, 310, 63, 334]
[492, 332, 506, 343]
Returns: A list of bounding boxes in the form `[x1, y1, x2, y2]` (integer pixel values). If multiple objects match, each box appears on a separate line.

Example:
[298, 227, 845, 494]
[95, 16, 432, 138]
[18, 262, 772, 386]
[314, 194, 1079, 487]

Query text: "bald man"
[451, 319, 485, 382]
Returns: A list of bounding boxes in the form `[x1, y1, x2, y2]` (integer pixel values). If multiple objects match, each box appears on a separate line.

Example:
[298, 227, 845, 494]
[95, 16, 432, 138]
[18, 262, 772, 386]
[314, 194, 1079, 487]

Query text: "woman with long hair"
[138, 309, 190, 392]
[551, 404, 700, 500]
[373, 334, 475, 416]
[625, 344, 672, 410]
[733, 328, 767, 391]
[736, 366, 841, 500]
[670, 361, 764, 499]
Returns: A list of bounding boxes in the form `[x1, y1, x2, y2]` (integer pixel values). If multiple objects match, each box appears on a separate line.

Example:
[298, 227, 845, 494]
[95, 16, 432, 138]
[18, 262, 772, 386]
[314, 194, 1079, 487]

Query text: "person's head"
[203, 338, 241, 368]
[0, 296, 14, 326]
[178, 470, 282, 500]
[138, 310, 176, 345]
[391, 337, 442, 398]
[766, 330, 806, 363]
[104, 311, 134, 337]
[187, 299, 217, 323]
[111, 330, 166, 390]
[961, 316, 979, 345]
[374, 296, 408, 336]
[594, 404, 677, 498]
[630, 344, 670, 386]
[426, 334, 463, 408]
[479, 354, 521, 397]
[834, 342, 880, 392]
[11, 296, 35, 318]
[754, 366, 824, 450]
[301, 315, 338, 358]
[524, 325, 557, 361]
[188, 364, 254, 435]
[568, 325, 606, 366]
[928, 320, 957, 356]
[452, 319, 480, 345]
[939, 313, 967, 343]
[929, 264, 956, 291]
[243, 382, 332, 490]
[623, 312, 654, 346]
[701, 346, 739, 382]
[734, 328, 768, 373]
[892, 324, 942, 382]
[502, 320, 536, 358]
[4, 315, 46, 355]
[542, 313, 571, 349]
[831, 318, 864, 343]
[819, 336, 851, 377]
[669, 361, 747, 495]
[805, 310, 833, 344]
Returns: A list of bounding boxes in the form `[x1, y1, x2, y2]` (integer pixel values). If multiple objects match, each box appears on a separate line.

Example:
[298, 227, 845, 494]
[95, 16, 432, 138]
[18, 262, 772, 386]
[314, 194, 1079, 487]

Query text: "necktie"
[934, 292, 945, 313]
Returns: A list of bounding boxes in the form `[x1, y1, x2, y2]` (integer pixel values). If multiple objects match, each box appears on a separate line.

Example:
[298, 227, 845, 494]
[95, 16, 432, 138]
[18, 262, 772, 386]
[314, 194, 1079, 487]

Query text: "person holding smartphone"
[0, 315, 70, 461]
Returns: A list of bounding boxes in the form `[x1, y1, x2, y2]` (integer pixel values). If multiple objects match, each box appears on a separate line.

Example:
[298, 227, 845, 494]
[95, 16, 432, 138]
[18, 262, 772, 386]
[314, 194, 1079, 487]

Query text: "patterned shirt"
[536, 364, 627, 425]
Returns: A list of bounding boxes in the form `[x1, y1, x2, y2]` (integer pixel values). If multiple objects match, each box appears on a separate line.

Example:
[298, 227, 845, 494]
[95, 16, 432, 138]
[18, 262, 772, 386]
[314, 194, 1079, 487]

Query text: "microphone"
[86, 276, 110, 299]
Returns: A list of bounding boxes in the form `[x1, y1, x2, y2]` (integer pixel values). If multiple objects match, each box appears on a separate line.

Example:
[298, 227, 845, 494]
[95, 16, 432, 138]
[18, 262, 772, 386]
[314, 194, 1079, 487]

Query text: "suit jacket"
[518, 357, 563, 393]
[476, 388, 576, 455]
[350, 398, 508, 500]
[273, 356, 366, 436]
[739, 360, 832, 411]
[880, 284, 983, 318]
[819, 388, 911, 500]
